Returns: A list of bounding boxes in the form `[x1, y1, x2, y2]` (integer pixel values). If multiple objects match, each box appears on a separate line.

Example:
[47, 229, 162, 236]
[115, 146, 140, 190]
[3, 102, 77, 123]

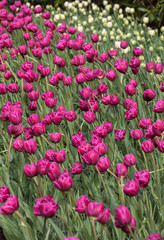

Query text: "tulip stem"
[151, 153, 161, 202]
[95, 166, 110, 204]
[62, 192, 69, 222]
[56, 214, 73, 235]
[101, 225, 104, 240]
[127, 225, 136, 240]
[107, 169, 118, 179]
[149, 168, 164, 174]
[41, 135, 53, 148]
[91, 218, 97, 240]
[42, 217, 47, 240]
[15, 211, 33, 240]
[7, 136, 13, 174]
[120, 176, 125, 205]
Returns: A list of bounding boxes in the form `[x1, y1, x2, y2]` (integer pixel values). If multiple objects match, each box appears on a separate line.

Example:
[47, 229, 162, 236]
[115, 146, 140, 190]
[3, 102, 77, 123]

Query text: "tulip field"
[0, 0, 164, 239]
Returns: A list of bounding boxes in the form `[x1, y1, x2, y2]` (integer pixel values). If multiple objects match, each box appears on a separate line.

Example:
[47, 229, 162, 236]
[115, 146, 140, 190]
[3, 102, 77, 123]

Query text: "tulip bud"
[0, 186, 10, 203]
[91, 33, 99, 43]
[115, 163, 128, 178]
[124, 179, 140, 196]
[124, 153, 137, 167]
[158, 140, 164, 152]
[32, 123, 46, 136]
[86, 202, 104, 217]
[125, 84, 136, 96]
[36, 158, 50, 175]
[0, 195, 19, 215]
[138, 118, 152, 129]
[153, 99, 164, 113]
[94, 142, 108, 156]
[70, 162, 83, 175]
[97, 208, 111, 224]
[23, 139, 37, 154]
[24, 163, 37, 178]
[83, 111, 96, 123]
[49, 132, 61, 143]
[71, 132, 85, 148]
[121, 216, 136, 233]
[96, 157, 111, 174]
[154, 63, 163, 74]
[114, 205, 132, 228]
[12, 138, 24, 152]
[54, 170, 73, 191]
[47, 162, 61, 181]
[146, 233, 162, 240]
[130, 129, 143, 140]
[134, 169, 150, 187]
[141, 139, 154, 153]
[75, 195, 90, 213]
[106, 69, 117, 81]
[27, 114, 40, 126]
[33, 195, 59, 218]
[54, 150, 67, 163]
[114, 129, 126, 141]
[65, 110, 77, 122]
[143, 89, 156, 102]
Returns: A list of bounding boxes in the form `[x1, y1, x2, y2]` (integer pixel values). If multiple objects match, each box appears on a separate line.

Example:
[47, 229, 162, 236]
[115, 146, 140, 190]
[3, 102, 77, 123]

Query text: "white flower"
[103, 0, 108, 6]
[123, 46, 130, 54]
[26, 2, 30, 7]
[61, 14, 65, 20]
[83, 21, 87, 26]
[90, 26, 94, 31]
[102, 29, 107, 36]
[115, 41, 120, 48]
[149, 30, 155, 36]
[78, 3, 83, 8]
[107, 16, 112, 21]
[139, 55, 144, 61]
[54, 15, 60, 21]
[130, 8, 135, 14]
[119, 9, 123, 14]
[88, 17, 94, 23]
[161, 26, 164, 32]
[51, 11, 54, 15]
[72, 16, 78, 21]
[77, 26, 83, 32]
[68, 3, 73, 9]
[103, 36, 107, 42]
[125, 7, 130, 13]
[114, 4, 119, 10]
[143, 17, 149, 24]
[110, 36, 115, 40]
[149, 46, 154, 51]
[107, 22, 112, 28]
[64, 1, 69, 7]
[102, 18, 107, 23]
[110, 30, 114, 36]
[116, 35, 120, 41]
[118, 14, 123, 19]
[137, 36, 141, 41]
[105, 5, 111, 11]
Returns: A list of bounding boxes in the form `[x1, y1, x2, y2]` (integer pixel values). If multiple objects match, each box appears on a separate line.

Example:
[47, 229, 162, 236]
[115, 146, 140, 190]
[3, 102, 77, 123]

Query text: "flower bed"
[0, 0, 164, 239]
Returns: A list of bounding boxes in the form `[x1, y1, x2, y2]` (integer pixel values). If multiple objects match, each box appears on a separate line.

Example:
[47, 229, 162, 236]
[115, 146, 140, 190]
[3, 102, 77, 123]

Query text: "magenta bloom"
[114, 129, 126, 141]
[133, 48, 143, 56]
[114, 59, 128, 74]
[153, 99, 164, 113]
[83, 111, 96, 123]
[143, 89, 156, 102]
[23, 139, 37, 154]
[54, 170, 73, 191]
[124, 179, 140, 196]
[82, 150, 99, 165]
[12, 138, 24, 152]
[96, 208, 111, 224]
[96, 157, 111, 174]
[154, 63, 163, 74]
[70, 162, 83, 175]
[106, 69, 117, 81]
[33, 195, 59, 218]
[91, 33, 99, 43]
[86, 202, 104, 217]
[146, 233, 162, 240]
[141, 139, 154, 153]
[47, 162, 61, 181]
[49, 132, 61, 143]
[114, 205, 132, 228]
[24, 163, 37, 178]
[62, 237, 80, 240]
[124, 153, 137, 167]
[134, 169, 150, 188]
[130, 129, 143, 140]
[145, 61, 155, 72]
[115, 163, 128, 178]
[0, 195, 19, 215]
[0, 186, 10, 203]
[75, 195, 90, 213]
